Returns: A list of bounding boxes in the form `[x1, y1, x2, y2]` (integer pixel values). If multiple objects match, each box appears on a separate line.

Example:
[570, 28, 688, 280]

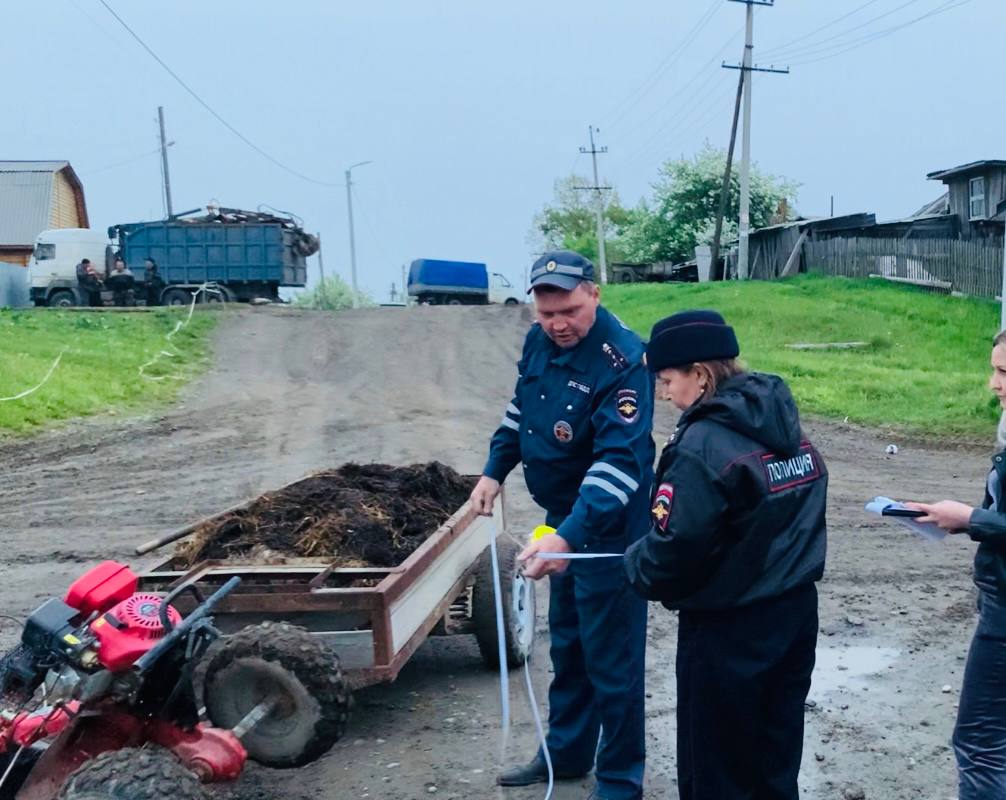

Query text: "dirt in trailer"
[177, 462, 476, 567]
[0, 305, 994, 799]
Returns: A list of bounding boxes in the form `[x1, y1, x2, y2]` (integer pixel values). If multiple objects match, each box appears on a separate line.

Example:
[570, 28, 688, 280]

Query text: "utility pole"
[157, 106, 173, 217]
[724, 0, 787, 280]
[576, 126, 610, 284]
[316, 231, 327, 306]
[709, 65, 745, 279]
[1000, 231, 1006, 331]
[344, 160, 373, 308]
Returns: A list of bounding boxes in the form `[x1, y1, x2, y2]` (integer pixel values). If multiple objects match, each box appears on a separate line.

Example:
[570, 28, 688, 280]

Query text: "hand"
[469, 476, 501, 516]
[904, 500, 975, 533]
[519, 534, 572, 580]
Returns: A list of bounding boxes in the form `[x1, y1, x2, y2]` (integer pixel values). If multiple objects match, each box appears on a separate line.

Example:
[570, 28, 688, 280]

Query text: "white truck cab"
[28, 228, 110, 307]
[489, 272, 522, 305]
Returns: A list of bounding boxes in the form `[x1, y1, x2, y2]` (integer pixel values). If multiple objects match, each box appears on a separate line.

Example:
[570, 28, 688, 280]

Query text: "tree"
[293, 275, 373, 310]
[528, 175, 630, 266]
[618, 144, 798, 265]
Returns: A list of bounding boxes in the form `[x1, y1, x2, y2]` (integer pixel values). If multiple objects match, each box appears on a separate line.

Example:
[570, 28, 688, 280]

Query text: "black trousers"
[954, 590, 1006, 799]
[676, 583, 818, 800]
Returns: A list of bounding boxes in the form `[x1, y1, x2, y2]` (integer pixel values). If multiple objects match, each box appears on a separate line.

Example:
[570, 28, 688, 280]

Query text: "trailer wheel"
[204, 621, 351, 768]
[614, 269, 637, 284]
[59, 747, 206, 800]
[472, 537, 536, 669]
[48, 290, 77, 308]
[162, 288, 191, 306]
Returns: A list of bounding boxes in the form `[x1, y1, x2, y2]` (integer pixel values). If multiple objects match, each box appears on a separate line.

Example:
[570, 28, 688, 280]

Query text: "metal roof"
[0, 160, 71, 173]
[0, 161, 87, 247]
[927, 160, 1006, 181]
[0, 171, 54, 246]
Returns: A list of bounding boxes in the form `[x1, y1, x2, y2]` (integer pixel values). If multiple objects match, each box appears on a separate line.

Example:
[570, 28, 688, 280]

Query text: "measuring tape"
[488, 524, 623, 800]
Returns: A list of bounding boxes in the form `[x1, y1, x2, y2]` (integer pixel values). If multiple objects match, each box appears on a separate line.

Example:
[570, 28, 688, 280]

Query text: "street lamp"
[345, 160, 373, 308]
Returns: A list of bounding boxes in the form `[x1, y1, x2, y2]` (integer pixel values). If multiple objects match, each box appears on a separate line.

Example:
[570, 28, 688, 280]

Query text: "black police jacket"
[624, 372, 827, 611]
[967, 451, 1006, 598]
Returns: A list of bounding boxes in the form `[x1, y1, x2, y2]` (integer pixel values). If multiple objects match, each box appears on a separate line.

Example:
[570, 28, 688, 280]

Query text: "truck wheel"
[59, 748, 206, 800]
[204, 621, 351, 768]
[48, 290, 77, 308]
[447, 298, 463, 305]
[472, 537, 536, 669]
[504, 298, 519, 306]
[162, 288, 191, 306]
[614, 269, 637, 284]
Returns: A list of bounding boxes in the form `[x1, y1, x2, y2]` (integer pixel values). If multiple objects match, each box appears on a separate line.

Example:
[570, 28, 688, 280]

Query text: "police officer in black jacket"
[624, 310, 827, 800]
[906, 329, 1006, 800]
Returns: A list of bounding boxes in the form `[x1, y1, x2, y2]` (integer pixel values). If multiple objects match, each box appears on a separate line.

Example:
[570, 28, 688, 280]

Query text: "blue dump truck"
[28, 207, 317, 307]
[407, 259, 522, 305]
[110, 207, 317, 305]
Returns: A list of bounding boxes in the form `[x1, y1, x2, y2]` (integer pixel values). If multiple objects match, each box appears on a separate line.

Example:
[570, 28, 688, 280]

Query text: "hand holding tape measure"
[518, 525, 573, 580]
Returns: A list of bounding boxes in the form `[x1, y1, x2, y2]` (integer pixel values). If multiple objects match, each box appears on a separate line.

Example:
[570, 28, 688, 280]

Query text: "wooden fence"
[804, 237, 1004, 299]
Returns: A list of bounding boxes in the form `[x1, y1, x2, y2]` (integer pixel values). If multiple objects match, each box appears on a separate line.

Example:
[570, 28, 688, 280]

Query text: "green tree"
[528, 175, 631, 267]
[293, 275, 373, 310]
[619, 144, 798, 264]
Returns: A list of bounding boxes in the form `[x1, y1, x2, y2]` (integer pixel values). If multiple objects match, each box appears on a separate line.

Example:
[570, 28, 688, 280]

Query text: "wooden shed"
[0, 161, 88, 265]
[927, 160, 1006, 240]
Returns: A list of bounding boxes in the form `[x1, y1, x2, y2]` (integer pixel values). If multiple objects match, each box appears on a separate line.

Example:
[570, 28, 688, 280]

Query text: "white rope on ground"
[139, 283, 220, 381]
[0, 350, 65, 403]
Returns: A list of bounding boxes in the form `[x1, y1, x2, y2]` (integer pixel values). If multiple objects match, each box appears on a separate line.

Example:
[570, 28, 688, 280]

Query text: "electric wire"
[601, 0, 723, 133]
[96, 0, 341, 187]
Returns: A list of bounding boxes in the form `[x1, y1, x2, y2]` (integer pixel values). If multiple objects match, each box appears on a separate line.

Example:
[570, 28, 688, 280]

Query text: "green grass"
[0, 309, 217, 434]
[604, 274, 1002, 439]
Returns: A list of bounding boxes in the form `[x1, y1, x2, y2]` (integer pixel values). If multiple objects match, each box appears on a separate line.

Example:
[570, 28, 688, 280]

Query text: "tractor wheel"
[472, 537, 536, 669]
[58, 747, 206, 800]
[203, 621, 351, 768]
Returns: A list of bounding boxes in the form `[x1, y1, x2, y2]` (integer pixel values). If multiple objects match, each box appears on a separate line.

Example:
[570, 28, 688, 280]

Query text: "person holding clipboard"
[906, 329, 1006, 800]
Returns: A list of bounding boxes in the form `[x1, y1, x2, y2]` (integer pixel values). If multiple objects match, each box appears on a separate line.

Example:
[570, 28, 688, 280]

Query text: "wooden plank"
[868, 274, 952, 290]
[785, 341, 870, 351]
[780, 230, 809, 277]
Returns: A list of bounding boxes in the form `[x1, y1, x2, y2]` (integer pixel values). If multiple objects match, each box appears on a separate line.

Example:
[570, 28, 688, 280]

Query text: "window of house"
[33, 243, 55, 261]
[970, 176, 986, 219]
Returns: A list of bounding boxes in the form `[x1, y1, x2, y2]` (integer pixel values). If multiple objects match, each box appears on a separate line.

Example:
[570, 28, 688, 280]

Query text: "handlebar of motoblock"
[134, 576, 242, 674]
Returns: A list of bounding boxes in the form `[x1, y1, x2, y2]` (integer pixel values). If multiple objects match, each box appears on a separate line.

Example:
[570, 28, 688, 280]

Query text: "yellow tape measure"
[531, 525, 556, 541]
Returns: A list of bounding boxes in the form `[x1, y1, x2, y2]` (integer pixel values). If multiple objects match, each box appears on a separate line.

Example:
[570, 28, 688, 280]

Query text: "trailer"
[135, 476, 535, 694]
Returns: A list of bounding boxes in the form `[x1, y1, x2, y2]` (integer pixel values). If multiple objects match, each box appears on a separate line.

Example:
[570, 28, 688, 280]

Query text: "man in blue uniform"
[469, 250, 654, 800]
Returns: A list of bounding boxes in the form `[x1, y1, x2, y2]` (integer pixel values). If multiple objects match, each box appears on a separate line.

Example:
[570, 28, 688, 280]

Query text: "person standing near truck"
[470, 250, 654, 800]
[144, 258, 165, 306]
[75, 258, 102, 307]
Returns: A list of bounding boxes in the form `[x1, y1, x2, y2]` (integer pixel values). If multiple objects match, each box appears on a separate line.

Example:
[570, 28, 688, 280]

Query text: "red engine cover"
[90, 593, 182, 671]
[65, 561, 138, 617]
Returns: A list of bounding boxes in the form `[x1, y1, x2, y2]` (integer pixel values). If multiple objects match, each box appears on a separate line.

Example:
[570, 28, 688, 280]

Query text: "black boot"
[497, 756, 588, 787]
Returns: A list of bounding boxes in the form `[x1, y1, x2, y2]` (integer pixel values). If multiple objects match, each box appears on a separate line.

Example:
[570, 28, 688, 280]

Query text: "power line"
[786, 0, 974, 65]
[759, 0, 928, 60]
[83, 146, 164, 176]
[612, 24, 744, 149]
[96, 0, 341, 188]
[601, 0, 723, 132]
[757, 0, 885, 57]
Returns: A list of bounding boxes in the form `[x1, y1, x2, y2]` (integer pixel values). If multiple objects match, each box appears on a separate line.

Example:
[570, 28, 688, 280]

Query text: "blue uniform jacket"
[484, 306, 655, 551]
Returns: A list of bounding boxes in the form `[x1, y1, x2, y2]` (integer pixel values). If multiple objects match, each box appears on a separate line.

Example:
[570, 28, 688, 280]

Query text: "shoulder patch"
[615, 388, 640, 423]
[762, 443, 821, 492]
[651, 483, 674, 531]
[602, 342, 628, 371]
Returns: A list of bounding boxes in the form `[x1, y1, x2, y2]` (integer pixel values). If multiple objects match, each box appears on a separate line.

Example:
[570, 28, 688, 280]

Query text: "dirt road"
[0, 305, 989, 799]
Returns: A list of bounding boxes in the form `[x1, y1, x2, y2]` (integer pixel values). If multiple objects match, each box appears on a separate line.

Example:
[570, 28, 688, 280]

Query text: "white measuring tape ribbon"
[0, 350, 65, 403]
[139, 283, 220, 381]
[489, 524, 622, 800]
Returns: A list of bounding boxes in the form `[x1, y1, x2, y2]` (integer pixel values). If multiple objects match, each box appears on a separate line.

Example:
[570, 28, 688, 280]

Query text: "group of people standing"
[74, 257, 165, 307]
[471, 248, 1004, 800]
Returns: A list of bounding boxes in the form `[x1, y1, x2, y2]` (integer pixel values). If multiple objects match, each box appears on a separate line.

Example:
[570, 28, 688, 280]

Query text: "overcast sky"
[5, 0, 999, 299]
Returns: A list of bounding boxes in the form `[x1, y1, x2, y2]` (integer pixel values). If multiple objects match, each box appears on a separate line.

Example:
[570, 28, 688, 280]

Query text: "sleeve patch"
[615, 388, 640, 424]
[651, 483, 673, 531]
[762, 444, 821, 492]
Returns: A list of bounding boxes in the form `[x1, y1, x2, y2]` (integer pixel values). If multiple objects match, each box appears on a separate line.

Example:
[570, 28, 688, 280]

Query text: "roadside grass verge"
[0, 309, 217, 434]
[604, 274, 1001, 440]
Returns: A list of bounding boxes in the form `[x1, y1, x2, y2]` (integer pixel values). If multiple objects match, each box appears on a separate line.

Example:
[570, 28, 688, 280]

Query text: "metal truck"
[407, 259, 522, 305]
[28, 207, 318, 307]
